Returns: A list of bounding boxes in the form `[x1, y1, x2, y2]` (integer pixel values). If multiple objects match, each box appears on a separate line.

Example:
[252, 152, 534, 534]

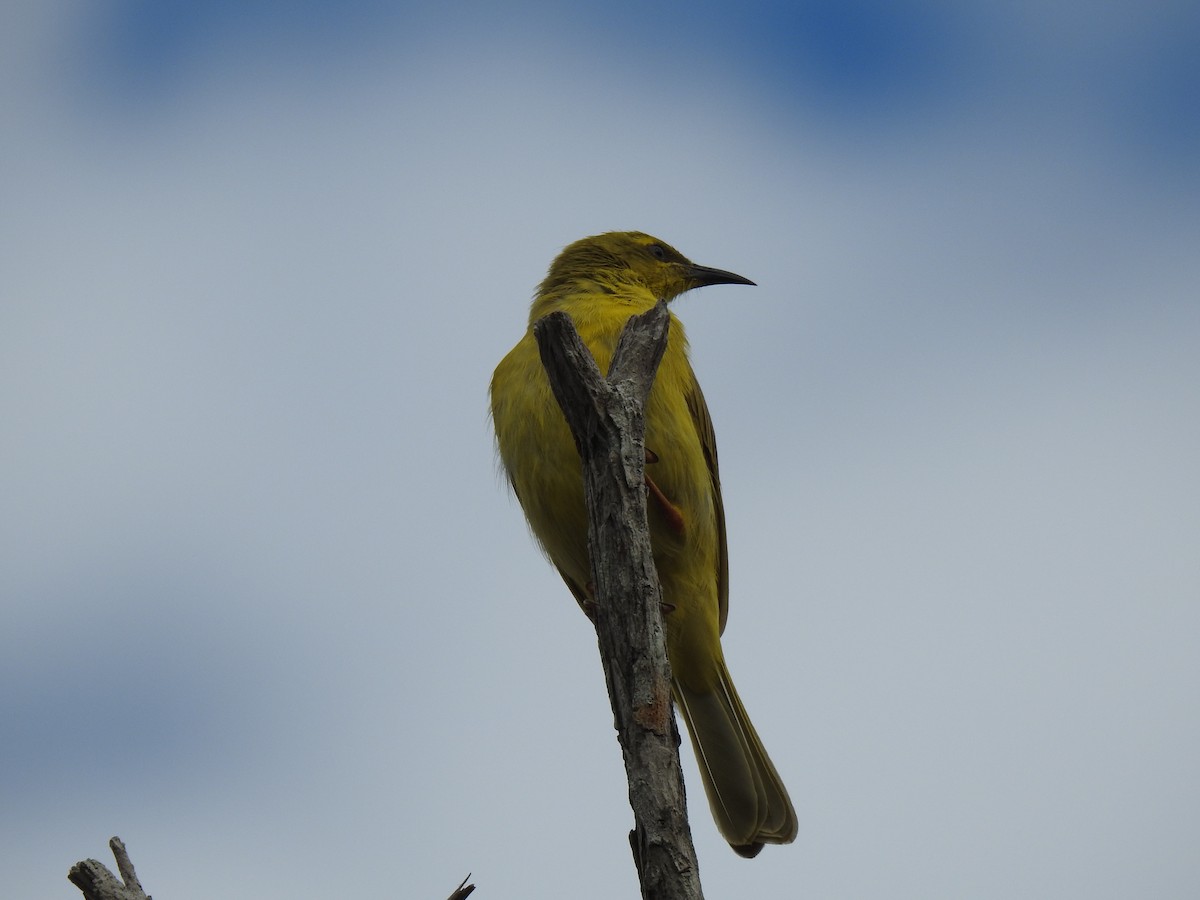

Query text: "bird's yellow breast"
[490, 295, 723, 688]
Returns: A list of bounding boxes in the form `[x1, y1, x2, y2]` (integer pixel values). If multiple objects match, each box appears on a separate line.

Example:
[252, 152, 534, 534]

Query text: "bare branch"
[446, 873, 476, 900]
[534, 302, 704, 900]
[68, 837, 152, 900]
[67, 838, 476, 900]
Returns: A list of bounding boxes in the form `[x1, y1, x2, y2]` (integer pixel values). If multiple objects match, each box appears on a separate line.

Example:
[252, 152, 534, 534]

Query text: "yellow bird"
[490, 231, 796, 857]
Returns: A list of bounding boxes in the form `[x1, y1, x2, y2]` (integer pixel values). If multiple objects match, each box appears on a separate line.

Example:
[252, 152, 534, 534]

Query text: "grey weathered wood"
[68, 837, 152, 900]
[67, 837, 475, 899]
[534, 301, 704, 900]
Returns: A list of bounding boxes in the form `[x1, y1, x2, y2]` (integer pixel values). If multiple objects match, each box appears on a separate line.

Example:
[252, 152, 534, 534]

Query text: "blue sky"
[3, 3, 1199, 899]
[75, 1, 1200, 160]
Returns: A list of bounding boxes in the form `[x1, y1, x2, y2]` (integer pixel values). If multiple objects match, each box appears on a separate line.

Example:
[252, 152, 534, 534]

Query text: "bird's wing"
[685, 373, 730, 635]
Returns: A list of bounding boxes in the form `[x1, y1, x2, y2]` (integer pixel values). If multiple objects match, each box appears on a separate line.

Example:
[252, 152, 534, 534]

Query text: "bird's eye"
[649, 244, 667, 261]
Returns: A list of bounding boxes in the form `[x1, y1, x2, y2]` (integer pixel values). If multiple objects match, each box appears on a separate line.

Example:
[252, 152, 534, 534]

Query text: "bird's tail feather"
[674, 660, 797, 857]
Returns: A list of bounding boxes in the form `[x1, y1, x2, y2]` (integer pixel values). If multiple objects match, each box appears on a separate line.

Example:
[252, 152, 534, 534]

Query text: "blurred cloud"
[62, 1, 1200, 167]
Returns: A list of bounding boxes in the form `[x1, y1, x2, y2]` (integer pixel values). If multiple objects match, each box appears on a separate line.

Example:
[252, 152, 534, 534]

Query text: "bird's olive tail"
[673, 661, 797, 857]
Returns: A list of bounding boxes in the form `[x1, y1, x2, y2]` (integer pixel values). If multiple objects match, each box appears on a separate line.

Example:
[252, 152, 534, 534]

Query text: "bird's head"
[539, 231, 754, 303]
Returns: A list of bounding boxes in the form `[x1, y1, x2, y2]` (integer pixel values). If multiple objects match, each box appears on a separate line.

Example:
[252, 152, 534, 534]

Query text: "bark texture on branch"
[534, 302, 704, 900]
[68, 837, 152, 900]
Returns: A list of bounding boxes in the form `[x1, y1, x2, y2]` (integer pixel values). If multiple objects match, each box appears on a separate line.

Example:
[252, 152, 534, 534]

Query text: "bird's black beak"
[688, 263, 756, 288]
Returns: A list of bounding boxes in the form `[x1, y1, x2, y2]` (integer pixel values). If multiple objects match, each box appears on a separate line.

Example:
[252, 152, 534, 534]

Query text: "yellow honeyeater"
[490, 231, 796, 857]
